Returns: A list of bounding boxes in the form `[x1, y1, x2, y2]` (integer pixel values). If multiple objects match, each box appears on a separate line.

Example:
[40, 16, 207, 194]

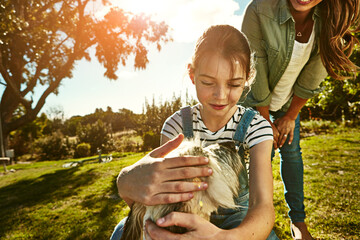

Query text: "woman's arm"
[256, 94, 308, 149]
[117, 134, 212, 207]
[256, 105, 280, 149]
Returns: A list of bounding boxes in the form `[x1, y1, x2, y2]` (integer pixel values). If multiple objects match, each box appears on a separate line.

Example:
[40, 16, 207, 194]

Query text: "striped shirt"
[161, 104, 273, 148]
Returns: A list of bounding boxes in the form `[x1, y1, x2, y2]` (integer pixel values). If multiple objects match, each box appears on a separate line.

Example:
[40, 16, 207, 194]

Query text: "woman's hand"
[145, 212, 224, 240]
[117, 134, 213, 206]
[254, 105, 281, 149]
[273, 95, 306, 148]
[273, 115, 295, 147]
[269, 122, 280, 149]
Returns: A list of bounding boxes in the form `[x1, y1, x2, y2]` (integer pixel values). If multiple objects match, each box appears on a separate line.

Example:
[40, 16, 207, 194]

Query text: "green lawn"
[272, 127, 360, 240]
[0, 127, 359, 239]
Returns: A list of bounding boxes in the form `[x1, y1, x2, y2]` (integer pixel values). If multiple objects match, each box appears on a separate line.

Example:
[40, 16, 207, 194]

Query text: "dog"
[120, 140, 244, 240]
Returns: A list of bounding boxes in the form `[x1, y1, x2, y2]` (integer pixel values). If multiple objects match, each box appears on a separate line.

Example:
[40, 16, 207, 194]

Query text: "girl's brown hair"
[319, 0, 360, 79]
[190, 25, 255, 83]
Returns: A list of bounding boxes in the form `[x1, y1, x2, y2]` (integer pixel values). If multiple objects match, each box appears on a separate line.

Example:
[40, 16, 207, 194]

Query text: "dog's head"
[144, 139, 244, 234]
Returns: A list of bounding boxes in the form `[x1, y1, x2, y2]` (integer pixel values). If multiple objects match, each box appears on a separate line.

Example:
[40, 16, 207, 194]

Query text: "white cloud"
[110, 0, 244, 43]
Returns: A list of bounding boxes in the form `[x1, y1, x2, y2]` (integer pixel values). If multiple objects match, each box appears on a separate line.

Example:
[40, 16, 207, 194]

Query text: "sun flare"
[112, 0, 167, 15]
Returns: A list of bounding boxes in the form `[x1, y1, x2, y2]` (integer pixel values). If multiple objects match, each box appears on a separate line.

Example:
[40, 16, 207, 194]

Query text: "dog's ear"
[217, 141, 238, 154]
[120, 203, 146, 240]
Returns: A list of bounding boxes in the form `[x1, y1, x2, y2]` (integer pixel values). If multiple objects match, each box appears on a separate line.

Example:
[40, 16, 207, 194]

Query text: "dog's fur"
[120, 140, 244, 240]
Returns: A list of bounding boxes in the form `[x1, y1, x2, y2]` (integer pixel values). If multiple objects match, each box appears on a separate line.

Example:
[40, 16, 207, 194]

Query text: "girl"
[112, 25, 277, 239]
[241, 0, 360, 239]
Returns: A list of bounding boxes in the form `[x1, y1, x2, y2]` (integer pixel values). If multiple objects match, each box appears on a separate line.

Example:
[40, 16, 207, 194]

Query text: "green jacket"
[241, 0, 328, 111]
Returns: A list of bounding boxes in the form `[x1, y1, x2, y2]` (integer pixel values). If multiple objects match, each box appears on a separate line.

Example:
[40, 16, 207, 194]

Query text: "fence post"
[0, 113, 8, 172]
[6, 149, 14, 165]
[97, 148, 102, 163]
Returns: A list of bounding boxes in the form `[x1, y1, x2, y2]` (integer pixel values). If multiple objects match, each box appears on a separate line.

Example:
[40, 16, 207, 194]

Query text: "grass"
[272, 127, 360, 240]
[0, 154, 144, 240]
[0, 127, 359, 239]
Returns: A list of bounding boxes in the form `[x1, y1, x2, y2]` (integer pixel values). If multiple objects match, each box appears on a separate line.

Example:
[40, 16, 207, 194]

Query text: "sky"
[41, 0, 251, 118]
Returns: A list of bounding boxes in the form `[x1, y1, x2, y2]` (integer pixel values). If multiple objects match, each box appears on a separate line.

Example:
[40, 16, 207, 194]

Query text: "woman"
[241, 0, 359, 239]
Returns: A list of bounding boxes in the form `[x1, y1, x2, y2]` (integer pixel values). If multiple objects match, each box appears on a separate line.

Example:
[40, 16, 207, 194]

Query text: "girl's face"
[190, 52, 246, 123]
[288, 0, 323, 12]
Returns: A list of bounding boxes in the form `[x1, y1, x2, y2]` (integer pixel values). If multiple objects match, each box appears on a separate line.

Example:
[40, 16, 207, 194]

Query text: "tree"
[0, 0, 171, 151]
[76, 119, 111, 154]
[34, 130, 70, 160]
[138, 93, 197, 149]
[304, 32, 360, 121]
[63, 115, 82, 136]
[9, 112, 49, 156]
[139, 95, 183, 136]
[304, 75, 360, 121]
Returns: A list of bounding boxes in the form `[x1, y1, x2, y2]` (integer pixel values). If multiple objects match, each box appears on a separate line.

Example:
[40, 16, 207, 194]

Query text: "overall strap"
[180, 106, 194, 139]
[233, 108, 257, 144]
[232, 108, 257, 200]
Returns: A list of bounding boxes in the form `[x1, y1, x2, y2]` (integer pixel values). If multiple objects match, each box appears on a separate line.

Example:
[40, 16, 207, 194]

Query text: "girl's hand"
[117, 134, 212, 206]
[145, 212, 224, 240]
[273, 115, 295, 147]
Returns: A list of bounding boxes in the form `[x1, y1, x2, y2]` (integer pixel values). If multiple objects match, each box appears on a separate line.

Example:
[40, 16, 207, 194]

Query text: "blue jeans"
[270, 110, 305, 223]
[110, 192, 279, 240]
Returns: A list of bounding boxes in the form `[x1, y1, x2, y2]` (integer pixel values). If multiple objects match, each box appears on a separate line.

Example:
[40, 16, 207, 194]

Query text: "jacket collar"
[278, 0, 293, 24]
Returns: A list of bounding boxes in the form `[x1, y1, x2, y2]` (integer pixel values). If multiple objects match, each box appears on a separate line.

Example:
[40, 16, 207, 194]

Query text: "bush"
[114, 137, 140, 153]
[76, 120, 111, 154]
[34, 131, 70, 160]
[300, 119, 338, 134]
[74, 143, 91, 158]
[111, 152, 130, 158]
[142, 131, 160, 151]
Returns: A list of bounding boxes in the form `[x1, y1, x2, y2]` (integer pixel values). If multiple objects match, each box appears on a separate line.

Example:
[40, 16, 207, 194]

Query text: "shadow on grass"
[92, 177, 128, 240]
[59, 174, 126, 240]
[0, 167, 99, 238]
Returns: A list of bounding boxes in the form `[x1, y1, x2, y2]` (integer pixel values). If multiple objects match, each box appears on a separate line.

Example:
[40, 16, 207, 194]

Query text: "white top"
[269, 27, 315, 111]
[161, 104, 273, 148]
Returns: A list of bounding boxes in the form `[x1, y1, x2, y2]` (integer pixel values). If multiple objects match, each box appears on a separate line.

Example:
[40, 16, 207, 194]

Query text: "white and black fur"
[120, 140, 244, 240]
